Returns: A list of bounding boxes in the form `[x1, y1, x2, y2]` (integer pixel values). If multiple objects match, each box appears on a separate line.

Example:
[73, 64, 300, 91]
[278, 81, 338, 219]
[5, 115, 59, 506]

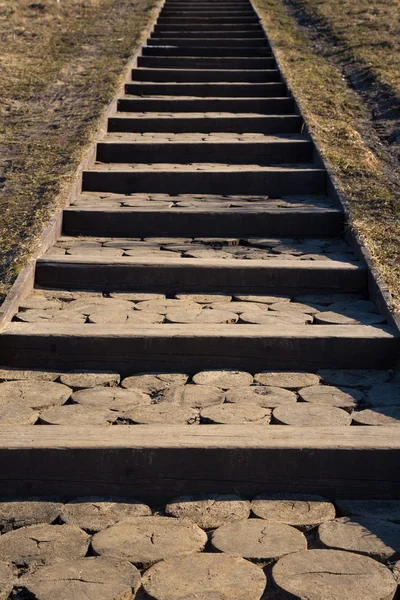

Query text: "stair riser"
[96, 142, 312, 165]
[142, 47, 271, 57]
[147, 38, 268, 47]
[157, 17, 260, 23]
[154, 23, 263, 30]
[138, 56, 274, 68]
[1, 430, 398, 498]
[124, 83, 287, 97]
[2, 326, 393, 372]
[35, 260, 364, 294]
[149, 31, 266, 38]
[160, 10, 257, 16]
[131, 70, 280, 83]
[82, 170, 326, 195]
[117, 98, 295, 113]
[63, 209, 344, 237]
[107, 116, 302, 134]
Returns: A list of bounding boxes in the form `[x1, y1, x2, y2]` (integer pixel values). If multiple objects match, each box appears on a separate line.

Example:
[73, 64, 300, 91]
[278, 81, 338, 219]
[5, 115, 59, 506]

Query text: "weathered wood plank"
[0, 426, 398, 499]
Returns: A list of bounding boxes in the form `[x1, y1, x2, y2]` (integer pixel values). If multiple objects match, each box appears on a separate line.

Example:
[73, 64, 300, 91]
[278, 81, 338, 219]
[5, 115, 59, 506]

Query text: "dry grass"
[0, 0, 161, 303]
[253, 0, 400, 314]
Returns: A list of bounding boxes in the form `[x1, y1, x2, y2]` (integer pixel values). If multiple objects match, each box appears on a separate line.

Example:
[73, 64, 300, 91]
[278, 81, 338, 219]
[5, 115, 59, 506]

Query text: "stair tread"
[100, 133, 309, 143]
[87, 163, 321, 171]
[113, 111, 297, 117]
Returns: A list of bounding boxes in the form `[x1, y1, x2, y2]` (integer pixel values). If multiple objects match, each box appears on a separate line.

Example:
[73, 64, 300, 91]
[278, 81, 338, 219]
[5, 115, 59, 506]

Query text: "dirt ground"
[253, 0, 400, 314]
[0, 0, 161, 303]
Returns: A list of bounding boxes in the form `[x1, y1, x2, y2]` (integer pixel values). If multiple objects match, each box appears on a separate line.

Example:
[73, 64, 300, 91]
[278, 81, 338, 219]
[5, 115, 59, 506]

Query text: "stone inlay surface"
[13, 289, 386, 328]
[0, 368, 397, 427]
[0, 494, 396, 599]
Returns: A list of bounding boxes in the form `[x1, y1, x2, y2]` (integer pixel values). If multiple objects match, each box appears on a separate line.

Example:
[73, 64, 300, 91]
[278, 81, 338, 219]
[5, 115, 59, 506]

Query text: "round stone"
[59, 371, 120, 390]
[175, 293, 231, 303]
[294, 293, 363, 306]
[273, 404, 352, 426]
[156, 385, 225, 409]
[0, 402, 38, 425]
[367, 384, 400, 407]
[269, 302, 322, 314]
[0, 523, 89, 565]
[61, 497, 152, 532]
[192, 370, 253, 388]
[121, 373, 188, 394]
[165, 494, 251, 530]
[72, 386, 151, 411]
[85, 307, 132, 324]
[19, 297, 62, 310]
[317, 370, 390, 389]
[91, 517, 207, 567]
[0, 369, 60, 382]
[165, 309, 238, 324]
[39, 405, 117, 425]
[272, 549, 397, 600]
[254, 372, 320, 390]
[329, 300, 378, 314]
[134, 300, 199, 313]
[0, 560, 15, 599]
[351, 407, 400, 426]
[240, 311, 313, 324]
[313, 311, 385, 325]
[121, 404, 199, 425]
[298, 385, 364, 410]
[209, 302, 266, 314]
[0, 380, 71, 410]
[234, 294, 291, 304]
[15, 309, 86, 324]
[110, 292, 165, 301]
[226, 385, 297, 408]
[18, 557, 141, 600]
[142, 554, 266, 600]
[211, 520, 306, 563]
[200, 403, 270, 424]
[127, 311, 164, 324]
[318, 517, 400, 562]
[251, 494, 336, 529]
[335, 500, 400, 523]
[0, 500, 62, 533]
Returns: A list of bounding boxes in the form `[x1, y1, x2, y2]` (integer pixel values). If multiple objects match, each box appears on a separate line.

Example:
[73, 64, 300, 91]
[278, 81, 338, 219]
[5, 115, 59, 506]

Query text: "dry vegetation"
[253, 0, 400, 313]
[0, 0, 161, 302]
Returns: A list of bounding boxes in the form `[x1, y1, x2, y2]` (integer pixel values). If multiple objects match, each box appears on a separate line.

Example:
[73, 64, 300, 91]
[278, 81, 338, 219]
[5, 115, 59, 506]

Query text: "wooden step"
[0, 322, 396, 371]
[142, 47, 271, 56]
[108, 113, 302, 134]
[138, 56, 274, 68]
[95, 136, 313, 165]
[149, 30, 266, 38]
[81, 164, 325, 195]
[154, 23, 264, 31]
[124, 82, 287, 97]
[147, 37, 268, 47]
[0, 425, 398, 498]
[157, 16, 260, 23]
[35, 255, 364, 294]
[117, 97, 295, 113]
[62, 204, 343, 237]
[131, 69, 279, 83]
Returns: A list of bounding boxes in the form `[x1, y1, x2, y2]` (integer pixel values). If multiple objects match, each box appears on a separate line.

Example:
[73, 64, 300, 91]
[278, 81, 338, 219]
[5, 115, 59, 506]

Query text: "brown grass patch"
[0, 0, 161, 303]
[253, 0, 400, 314]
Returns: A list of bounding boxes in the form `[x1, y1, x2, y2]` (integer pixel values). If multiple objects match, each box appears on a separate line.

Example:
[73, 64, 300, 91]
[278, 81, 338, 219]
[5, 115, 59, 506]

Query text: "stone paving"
[0, 368, 398, 427]
[0, 494, 398, 599]
[72, 193, 335, 210]
[13, 288, 386, 327]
